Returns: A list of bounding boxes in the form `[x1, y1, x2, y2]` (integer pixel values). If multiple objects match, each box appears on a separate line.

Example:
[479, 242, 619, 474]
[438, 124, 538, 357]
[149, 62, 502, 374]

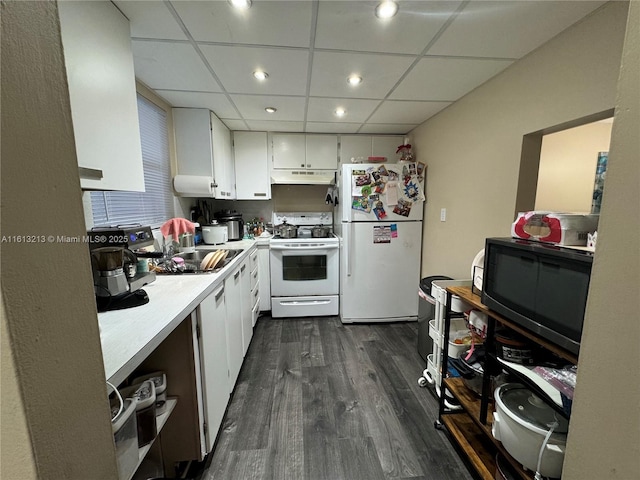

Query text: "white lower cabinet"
[239, 255, 253, 356]
[257, 243, 271, 312]
[196, 285, 229, 453]
[224, 264, 244, 392]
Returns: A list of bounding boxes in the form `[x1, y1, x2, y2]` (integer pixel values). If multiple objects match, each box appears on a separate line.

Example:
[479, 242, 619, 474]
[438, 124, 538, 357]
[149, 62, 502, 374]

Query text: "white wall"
[535, 121, 612, 212]
[410, 1, 628, 279]
[563, 1, 639, 477]
[1, 2, 118, 478]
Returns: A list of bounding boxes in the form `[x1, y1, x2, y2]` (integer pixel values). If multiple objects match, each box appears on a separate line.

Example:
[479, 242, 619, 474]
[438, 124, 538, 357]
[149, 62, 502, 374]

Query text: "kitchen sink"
[173, 248, 243, 273]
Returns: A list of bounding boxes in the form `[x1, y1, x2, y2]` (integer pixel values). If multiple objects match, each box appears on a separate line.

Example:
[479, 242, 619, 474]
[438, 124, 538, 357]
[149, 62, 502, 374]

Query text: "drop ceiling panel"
[230, 95, 306, 122]
[310, 51, 415, 99]
[131, 40, 220, 92]
[368, 100, 451, 124]
[171, 0, 313, 47]
[199, 45, 309, 96]
[307, 97, 380, 123]
[391, 57, 513, 101]
[359, 123, 418, 135]
[113, 1, 186, 40]
[154, 90, 240, 119]
[314, 0, 463, 54]
[428, 0, 607, 58]
[245, 120, 305, 132]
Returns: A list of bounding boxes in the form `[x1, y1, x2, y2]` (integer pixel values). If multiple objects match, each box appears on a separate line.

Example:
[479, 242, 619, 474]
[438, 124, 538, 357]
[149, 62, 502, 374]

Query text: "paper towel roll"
[173, 175, 214, 196]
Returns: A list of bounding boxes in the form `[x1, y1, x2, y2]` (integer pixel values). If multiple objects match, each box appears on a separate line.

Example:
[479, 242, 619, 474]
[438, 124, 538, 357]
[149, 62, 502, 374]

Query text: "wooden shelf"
[440, 415, 496, 480]
[444, 378, 493, 435]
[443, 378, 534, 479]
[447, 286, 578, 364]
[127, 397, 178, 480]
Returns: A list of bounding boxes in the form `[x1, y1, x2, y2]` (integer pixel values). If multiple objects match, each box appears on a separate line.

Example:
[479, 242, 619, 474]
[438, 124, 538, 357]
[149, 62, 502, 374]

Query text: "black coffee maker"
[88, 225, 156, 312]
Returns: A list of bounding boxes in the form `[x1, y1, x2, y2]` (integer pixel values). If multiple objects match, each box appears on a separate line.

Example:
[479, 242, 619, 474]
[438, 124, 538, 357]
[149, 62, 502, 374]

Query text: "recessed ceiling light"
[253, 70, 269, 81]
[375, 1, 398, 19]
[335, 108, 346, 117]
[265, 107, 277, 114]
[347, 75, 363, 86]
[229, 0, 251, 10]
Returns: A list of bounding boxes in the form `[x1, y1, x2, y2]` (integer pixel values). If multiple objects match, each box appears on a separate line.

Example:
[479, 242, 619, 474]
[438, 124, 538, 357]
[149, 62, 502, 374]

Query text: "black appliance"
[88, 225, 156, 311]
[214, 210, 244, 241]
[481, 237, 593, 355]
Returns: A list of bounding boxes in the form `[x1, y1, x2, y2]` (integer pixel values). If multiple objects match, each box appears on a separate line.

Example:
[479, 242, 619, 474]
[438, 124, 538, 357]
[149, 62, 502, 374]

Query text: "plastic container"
[111, 398, 138, 480]
[417, 275, 452, 361]
[132, 372, 168, 416]
[121, 380, 157, 447]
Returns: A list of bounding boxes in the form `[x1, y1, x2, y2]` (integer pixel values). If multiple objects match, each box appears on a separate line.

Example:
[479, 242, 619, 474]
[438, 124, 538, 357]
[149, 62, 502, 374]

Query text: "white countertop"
[98, 239, 257, 386]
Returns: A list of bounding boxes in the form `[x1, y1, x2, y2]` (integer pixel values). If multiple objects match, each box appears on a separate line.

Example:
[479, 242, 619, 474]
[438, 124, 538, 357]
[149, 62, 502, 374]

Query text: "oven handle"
[278, 299, 333, 306]
[269, 244, 339, 251]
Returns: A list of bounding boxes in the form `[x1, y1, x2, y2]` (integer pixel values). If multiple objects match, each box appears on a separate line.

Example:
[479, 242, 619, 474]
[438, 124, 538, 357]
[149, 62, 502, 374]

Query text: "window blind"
[91, 94, 174, 228]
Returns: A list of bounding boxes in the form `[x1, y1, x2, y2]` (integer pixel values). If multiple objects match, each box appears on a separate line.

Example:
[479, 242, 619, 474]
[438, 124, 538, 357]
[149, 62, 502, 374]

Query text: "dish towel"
[160, 218, 196, 242]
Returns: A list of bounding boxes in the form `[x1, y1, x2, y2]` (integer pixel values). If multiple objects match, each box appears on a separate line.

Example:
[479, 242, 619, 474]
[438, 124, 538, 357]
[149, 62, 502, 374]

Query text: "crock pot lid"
[500, 385, 569, 432]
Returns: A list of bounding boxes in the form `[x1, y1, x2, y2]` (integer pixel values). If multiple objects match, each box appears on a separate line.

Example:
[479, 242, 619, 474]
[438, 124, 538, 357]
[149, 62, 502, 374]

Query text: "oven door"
[270, 242, 339, 296]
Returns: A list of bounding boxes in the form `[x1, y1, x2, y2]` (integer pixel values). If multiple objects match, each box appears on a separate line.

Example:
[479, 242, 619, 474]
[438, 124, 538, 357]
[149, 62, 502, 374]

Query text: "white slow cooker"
[492, 383, 569, 479]
[201, 222, 228, 245]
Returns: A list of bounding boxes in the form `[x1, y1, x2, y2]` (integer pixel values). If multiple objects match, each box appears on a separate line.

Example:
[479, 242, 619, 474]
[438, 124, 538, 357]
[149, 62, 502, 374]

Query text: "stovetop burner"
[271, 211, 336, 241]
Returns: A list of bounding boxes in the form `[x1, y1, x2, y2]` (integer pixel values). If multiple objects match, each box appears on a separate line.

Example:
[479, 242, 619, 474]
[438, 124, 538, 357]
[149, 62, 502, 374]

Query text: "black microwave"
[481, 237, 593, 355]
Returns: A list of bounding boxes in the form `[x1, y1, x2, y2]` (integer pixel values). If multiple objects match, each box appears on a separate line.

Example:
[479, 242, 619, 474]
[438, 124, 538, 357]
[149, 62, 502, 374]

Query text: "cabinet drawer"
[250, 265, 259, 291]
[249, 248, 258, 272]
[251, 283, 259, 309]
[251, 295, 260, 327]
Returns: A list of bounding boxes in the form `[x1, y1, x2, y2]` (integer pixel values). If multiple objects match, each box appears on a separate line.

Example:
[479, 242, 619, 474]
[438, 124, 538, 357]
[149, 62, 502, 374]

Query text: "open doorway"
[535, 118, 612, 212]
[514, 109, 614, 217]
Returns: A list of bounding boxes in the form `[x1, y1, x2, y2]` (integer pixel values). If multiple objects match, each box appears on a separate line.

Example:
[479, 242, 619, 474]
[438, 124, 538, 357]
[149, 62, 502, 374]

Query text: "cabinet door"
[272, 134, 306, 169]
[257, 245, 271, 312]
[340, 135, 372, 165]
[174, 108, 214, 177]
[224, 265, 244, 391]
[210, 112, 234, 198]
[197, 285, 229, 452]
[58, 1, 144, 191]
[240, 258, 253, 356]
[372, 136, 404, 163]
[306, 135, 338, 169]
[234, 132, 271, 200]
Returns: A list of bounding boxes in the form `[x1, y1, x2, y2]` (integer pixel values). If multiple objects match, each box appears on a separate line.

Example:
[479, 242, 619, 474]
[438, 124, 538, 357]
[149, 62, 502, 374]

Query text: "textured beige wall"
[410, 1, 628, 279]
[535, 121, 613, 212]
[563, 2, 639, 478]
[1, 304, 37, 479]
[1, 2, 118, 478]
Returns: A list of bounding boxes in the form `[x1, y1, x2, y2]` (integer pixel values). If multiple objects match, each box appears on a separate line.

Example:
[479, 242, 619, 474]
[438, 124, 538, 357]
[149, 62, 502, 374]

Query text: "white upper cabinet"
[272, 134, 306, 169]
[272, 134, 338, 170]
[173, 108, 234, 198]
[306, 135, 338, 170]
[340, 135, 404, 164]
[58, 1, 145, 191]
[233, 132, 271, 200]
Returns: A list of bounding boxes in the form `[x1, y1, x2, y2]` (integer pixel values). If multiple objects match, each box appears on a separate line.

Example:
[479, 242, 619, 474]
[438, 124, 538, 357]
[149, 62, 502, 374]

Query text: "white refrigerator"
[336, 163, 425, 323]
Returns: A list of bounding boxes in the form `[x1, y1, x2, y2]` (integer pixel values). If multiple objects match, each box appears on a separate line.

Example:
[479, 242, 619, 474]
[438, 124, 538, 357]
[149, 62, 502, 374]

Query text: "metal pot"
[214, 210, 244, 241]
[274, 222, 298, 238]
[311, 224, 331, 238]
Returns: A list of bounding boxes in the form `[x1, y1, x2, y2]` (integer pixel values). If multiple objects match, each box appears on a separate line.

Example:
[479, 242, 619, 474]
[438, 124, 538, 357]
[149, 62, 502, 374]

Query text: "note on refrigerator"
[386, 182, 399, 206]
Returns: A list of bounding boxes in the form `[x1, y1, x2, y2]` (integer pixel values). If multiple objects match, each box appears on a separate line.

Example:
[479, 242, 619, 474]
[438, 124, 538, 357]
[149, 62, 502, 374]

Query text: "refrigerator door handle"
[346, 223, 353, 277]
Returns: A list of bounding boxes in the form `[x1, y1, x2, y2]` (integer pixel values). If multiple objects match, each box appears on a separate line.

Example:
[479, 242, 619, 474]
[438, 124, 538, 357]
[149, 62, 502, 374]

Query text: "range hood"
[270, 170, 335, 185]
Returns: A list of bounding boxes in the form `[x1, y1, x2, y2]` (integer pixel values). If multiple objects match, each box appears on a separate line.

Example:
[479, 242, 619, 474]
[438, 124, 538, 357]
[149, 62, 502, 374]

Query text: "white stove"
[269, 212, 339, 318]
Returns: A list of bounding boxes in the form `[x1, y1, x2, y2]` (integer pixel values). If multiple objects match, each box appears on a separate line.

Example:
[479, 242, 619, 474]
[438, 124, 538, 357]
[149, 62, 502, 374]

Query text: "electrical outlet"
[440, 208, 447, 222]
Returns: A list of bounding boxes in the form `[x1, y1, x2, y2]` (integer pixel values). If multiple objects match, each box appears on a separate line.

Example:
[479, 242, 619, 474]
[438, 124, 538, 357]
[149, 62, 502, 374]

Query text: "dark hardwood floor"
[198, 316, 474, 480]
